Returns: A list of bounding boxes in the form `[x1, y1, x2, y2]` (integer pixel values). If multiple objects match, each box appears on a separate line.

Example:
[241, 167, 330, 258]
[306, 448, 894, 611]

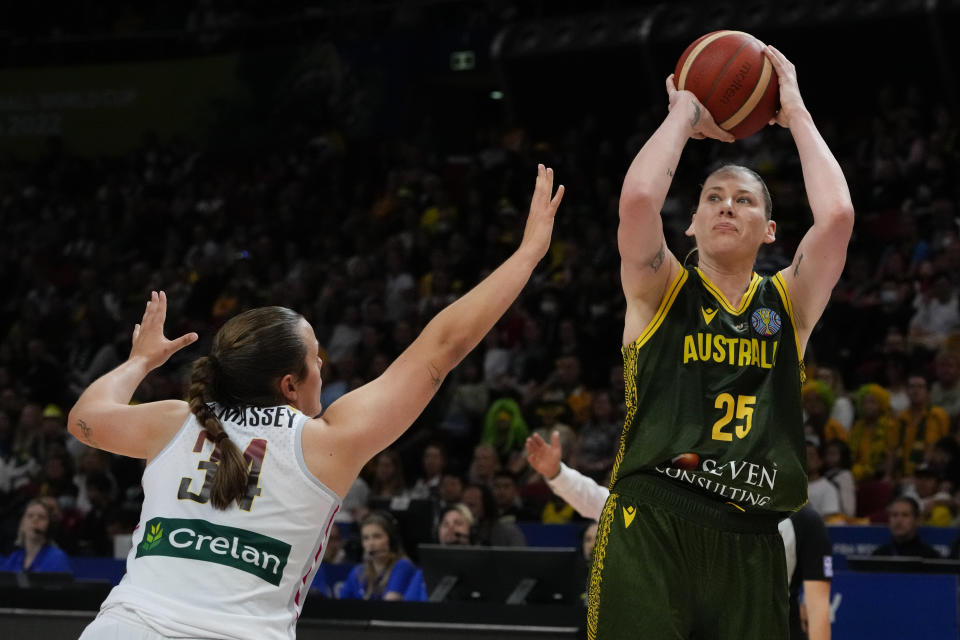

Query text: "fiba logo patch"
[750, 308, 781, 336]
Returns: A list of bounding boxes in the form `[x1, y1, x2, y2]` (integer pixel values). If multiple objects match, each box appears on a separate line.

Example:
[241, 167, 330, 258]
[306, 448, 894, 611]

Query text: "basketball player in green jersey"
[588, 46, 853, 639]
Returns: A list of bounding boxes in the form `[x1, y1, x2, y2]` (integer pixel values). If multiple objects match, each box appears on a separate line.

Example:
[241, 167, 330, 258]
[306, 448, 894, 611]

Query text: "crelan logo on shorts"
[622, 505, 636, 529]
[136, 517, 291, 586]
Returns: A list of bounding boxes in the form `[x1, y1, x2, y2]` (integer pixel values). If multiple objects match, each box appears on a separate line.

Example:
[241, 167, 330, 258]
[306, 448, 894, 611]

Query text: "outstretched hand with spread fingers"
[130, 291, 199, 371]
[525, 430, 563, 480]
[519, 164, 565, 262]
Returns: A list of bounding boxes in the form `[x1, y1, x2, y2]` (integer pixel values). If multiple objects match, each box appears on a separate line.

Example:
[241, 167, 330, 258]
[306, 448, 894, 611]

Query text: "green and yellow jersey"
[610, 263, 807, 514]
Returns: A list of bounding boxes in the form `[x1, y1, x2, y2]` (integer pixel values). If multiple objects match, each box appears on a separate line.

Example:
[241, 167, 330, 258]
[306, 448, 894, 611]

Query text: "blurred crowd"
[1, 32, 960, 594]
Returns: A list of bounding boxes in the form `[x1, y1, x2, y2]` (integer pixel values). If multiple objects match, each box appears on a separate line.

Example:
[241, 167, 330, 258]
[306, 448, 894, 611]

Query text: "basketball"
[671, 453, 700, 471]
[674, 31, 780, 140]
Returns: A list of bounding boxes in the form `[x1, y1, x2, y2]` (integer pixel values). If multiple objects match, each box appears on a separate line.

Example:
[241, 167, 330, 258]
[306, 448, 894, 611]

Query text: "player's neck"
[697, 256, 755, 308]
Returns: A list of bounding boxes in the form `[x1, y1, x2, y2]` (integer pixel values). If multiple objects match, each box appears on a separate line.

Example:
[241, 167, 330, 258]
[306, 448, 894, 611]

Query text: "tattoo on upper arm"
[428, 363, 444, 388]
[794, 253, 804, 278]
[690, 103, 701, 128]
[77, 419, 99, 447]
[666, 168, 674, 178]
[650, 242, 665, 273]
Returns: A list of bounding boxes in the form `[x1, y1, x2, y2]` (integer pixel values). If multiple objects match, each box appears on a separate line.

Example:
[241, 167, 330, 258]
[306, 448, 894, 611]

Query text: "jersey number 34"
[177, 431, 267, 511]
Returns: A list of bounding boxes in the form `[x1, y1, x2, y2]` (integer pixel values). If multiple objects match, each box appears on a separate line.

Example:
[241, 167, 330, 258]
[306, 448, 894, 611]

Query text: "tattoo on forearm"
[794, 253, 804, 277]
[428, 363, 443, 388]
[77, 419, 98, 447]
[666, 168, 674, 178]
[650, 242, 665, 273]
[690, 103, 701, 128]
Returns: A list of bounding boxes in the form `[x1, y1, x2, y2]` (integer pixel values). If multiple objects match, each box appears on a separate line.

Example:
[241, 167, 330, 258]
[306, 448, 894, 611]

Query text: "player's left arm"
[767, 46, 854, 353]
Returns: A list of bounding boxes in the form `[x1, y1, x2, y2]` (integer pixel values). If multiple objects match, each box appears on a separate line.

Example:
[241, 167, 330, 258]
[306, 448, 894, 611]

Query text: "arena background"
[1, 1, 960, 638]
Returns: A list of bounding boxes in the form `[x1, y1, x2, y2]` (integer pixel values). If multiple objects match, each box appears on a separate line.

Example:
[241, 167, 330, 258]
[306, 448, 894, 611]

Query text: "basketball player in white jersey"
[68, 165, 564, 640]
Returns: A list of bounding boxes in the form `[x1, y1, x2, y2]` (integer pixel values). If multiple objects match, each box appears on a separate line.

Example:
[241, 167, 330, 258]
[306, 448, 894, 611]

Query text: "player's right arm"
[619, 76, 733, 345]
[306, 166, 564, 498]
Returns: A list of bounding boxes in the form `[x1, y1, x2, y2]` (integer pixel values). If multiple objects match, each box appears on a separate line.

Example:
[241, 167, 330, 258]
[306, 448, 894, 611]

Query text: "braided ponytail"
[187, 356, 249, 510]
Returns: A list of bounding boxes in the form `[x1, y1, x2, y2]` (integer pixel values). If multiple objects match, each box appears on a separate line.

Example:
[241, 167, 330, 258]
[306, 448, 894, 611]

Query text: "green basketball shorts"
[587, 474, 789, 640]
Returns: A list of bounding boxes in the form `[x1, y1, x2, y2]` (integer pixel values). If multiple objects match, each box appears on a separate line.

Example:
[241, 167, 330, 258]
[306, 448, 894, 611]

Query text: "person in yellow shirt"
[893, 375, 949, 477]
[848, 384, 897, 481]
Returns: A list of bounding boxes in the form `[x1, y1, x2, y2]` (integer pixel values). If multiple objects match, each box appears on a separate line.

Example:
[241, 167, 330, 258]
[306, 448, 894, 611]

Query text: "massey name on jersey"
[212, 405, 298, 429]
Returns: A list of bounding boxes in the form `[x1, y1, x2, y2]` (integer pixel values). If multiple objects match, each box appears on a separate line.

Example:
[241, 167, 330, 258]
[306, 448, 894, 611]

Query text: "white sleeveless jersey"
[99, 404, 341, 640]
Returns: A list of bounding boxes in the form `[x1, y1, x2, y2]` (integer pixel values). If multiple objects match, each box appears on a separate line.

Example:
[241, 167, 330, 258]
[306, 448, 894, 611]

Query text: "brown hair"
[359, 511, 402, 599]
[16, 498, 54, 547]
[187, 306, 307, 510]
[371, 449, 408, 499]
[704, 164, 773, 220]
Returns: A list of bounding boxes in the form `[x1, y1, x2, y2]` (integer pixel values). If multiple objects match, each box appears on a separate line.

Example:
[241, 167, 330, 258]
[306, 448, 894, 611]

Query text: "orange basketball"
[671, 453, 700, 471]
[674, 31, 779, 140]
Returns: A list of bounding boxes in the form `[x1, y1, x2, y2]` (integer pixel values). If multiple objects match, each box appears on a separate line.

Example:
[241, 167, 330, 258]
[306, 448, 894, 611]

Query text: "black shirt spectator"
[872, 497, 941, 558]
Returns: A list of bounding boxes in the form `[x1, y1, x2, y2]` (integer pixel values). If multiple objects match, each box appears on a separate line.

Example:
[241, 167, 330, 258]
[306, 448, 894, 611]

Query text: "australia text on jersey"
[682, 332, 778, 369]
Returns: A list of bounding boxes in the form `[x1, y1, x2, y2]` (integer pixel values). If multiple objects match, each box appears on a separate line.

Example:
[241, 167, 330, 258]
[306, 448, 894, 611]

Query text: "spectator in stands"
[571, 389, 620, 483]
[526, 355, 589, 430]
[467, 443, 500, 487]
[816, 365, 855, 431]
[73, 447, 118, 514]
[904, 463, 955, 526]
[436, 504, 474, 546]
[438, 356, 489, 463]
[74, 472, 115, 556]
[894, 374, 949, 477]
[370, 449, 408, 501]
[480, 397, 529, 471]
[0, 499, 72, 573]
[929, 436, 960, 492]
[872, 497, 941, 558]
[849, 383, 897, 482]
[437, 472, 464, 511]
[907, 271, 959, 354]
[822, 440, 857, 518]
[882, 349, 910, 414]
[340, 512, 423, 601]
[323, 523, 347, 565]
[492, 471, 533, 522]
[802, 380, 848, 447]
[410, 442, 446, 500]
[36, 449, 78, 502]
[930, 349, 960, 427]
[461, 483, 525, 546]
[806, 442, 841, 520]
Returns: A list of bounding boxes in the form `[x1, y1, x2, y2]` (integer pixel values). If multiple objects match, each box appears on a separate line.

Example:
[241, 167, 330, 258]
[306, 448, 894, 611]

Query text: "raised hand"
[518, 164, 565, 262]
[525, 430, 563, 480]
[666, 74, 735, 143]
[130, 291, 198, 371]
[764, 45, 806, 129]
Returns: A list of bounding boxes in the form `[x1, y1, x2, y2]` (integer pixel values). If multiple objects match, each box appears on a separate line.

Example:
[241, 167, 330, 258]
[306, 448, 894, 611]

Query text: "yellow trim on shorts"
[587, 493, 618, 640]
[631, 263, 688, 350]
